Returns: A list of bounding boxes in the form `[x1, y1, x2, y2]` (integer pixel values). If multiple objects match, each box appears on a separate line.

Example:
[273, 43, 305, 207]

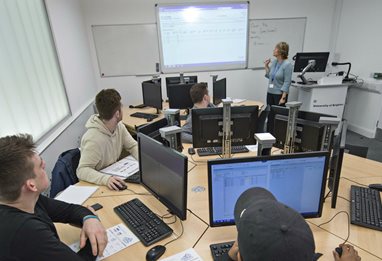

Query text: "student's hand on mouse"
[107, 176, 125, 191]
[333, 244, 361, 261]
[228, 240, 240, 261]
[81, 216, 108, 257]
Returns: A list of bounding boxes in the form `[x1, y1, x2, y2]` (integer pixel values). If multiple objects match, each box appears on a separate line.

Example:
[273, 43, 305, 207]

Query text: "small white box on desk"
[318, 76, 343, 85]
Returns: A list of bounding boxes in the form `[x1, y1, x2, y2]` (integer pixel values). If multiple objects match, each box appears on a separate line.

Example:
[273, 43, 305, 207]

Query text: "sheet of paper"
[100, 155, 139, 178]
[160, 248, 203, 261]
[55, 185, 98, 205]
[69, 223, 139, 260]
[245, 144, 258, 152]
[233, 98, 247, 104]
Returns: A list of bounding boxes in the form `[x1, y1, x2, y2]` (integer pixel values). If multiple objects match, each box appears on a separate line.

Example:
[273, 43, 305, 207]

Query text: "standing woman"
[264, 42, 293, 107]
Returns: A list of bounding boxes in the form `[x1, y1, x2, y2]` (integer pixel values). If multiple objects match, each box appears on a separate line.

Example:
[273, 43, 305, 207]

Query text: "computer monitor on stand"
[208, 151, 330, 226]
[142, 78, 162, 114]
[213, 78, 226, 105]
[294, 52, 329, 84]
[138, 133, 188, 220]
[191, 105, 259, 148]
[328, 120, 347, 208]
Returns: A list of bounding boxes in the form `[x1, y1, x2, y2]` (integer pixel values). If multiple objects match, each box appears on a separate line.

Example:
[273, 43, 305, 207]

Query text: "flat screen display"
[157, 3, 249, 73]
[208, 152, 329, 226]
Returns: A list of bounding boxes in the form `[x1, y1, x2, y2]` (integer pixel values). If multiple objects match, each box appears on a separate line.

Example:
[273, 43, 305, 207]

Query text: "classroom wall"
[39, 0, 99, 186]
[80, 0, 338, 106]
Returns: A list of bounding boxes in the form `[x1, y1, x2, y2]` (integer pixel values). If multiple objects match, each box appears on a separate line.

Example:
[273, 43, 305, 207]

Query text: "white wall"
[38, 0, 99, 185]
[80, 0, 338, 106]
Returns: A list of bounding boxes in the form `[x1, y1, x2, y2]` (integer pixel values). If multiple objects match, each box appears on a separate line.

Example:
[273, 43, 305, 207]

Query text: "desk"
[122, 100, 265, 134]
[57, 152, 382, 260]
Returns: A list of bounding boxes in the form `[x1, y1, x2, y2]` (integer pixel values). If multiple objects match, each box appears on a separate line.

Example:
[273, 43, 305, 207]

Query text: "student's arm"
[13, 220, 97, 261]
[77, 139, 110, 185]
[38, 196, 107, 257]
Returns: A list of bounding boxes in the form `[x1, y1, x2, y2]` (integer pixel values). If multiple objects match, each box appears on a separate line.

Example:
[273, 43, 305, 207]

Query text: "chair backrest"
[50, 148, 80, 198]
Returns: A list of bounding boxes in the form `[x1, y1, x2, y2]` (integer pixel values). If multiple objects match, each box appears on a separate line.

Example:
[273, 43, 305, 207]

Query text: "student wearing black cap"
[228, 187, 361, 261]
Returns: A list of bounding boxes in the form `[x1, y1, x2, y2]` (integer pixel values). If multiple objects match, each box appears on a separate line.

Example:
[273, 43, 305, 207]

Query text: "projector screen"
[156, 2, 249, 73]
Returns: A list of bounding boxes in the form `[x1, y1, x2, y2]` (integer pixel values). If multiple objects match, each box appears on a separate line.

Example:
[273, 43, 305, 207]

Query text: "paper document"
[55, 185, 98, 205]
[160, 248, 203, 261]
[100, 155, 139, 178]
[245, 144, 258, 152]
[69, 223, 139, 260]
[233, 98, 246, 104]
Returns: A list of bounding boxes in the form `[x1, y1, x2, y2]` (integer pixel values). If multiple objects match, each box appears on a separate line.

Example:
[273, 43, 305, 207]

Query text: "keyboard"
[130, 112, 158, 120]
[350, 185, 382, 231]
[209, 241, 235, 261]
[124, 171, 140, 184]
[197, 145, 249, 156]
[114, 198, 173, 246]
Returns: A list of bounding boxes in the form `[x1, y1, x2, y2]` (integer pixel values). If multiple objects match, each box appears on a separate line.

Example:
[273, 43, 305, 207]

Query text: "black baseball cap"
[234, 187, 316, 261]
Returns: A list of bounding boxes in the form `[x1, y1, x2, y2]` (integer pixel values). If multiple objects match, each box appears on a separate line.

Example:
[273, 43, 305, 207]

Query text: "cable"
[125, 188, 151, 196]
[187, 208, 210, 248]
[317, 211, 350, 245]
[163, 216, 184, 247]
[189, 154, 208, 165]
[341, 177, 368, 187]
[188, 163, 197, 173]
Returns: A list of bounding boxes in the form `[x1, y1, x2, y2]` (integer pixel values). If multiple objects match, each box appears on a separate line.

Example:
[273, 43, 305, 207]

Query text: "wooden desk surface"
[58, 152, 382, 260]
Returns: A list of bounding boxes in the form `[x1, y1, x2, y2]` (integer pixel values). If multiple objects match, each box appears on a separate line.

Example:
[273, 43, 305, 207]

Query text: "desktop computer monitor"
[213, 78, 226, 105]
[167, 82, 194, 109]
[137, 118, 168, 142]
[142, 79, 162, 112]
[192, 105, 259, 148]
[208, 151, 330, 227]
[269, 105, 336, 152]
[328, 120, 347, 209]
[138, 133, 188, 220]
[294, 52, 329, 73]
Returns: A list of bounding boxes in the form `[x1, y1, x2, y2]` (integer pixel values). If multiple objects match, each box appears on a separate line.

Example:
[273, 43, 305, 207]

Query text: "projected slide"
[157, 3, 249, 73]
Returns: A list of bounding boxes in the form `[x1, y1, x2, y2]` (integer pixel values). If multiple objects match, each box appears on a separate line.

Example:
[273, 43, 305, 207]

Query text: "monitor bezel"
[142, 79, 163, 111]
[293, 52, 330, 73]
[207, 151, 330, 227]
[192, 105, 259, 148]
[138, 133, 188, 220]
[213, 78, 227, 105]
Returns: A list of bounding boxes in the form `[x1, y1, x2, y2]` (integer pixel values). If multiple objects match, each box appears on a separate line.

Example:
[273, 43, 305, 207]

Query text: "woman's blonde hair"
[276, 42, 289, 59]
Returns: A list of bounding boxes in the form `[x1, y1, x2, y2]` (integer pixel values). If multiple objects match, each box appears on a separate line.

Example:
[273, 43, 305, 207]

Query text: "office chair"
[257, 106, 269, 133]
[50, 148, 80, 198]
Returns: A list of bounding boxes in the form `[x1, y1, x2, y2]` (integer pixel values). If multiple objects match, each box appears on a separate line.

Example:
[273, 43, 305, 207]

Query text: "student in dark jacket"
[0, 134, 108, 261]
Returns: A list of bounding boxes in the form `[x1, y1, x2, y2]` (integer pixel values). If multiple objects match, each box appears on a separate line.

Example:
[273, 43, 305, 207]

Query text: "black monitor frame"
[213, 78, 226, 105]
[138, 133, 188, 220]
[328, 120, 347, 208]
[142, 79, 162, 113]
[208, 151, 330, 227]
[192, 105, 259, 148]
[137, 118, 168, 142]
[167, 82, 194, 109]
[293, 52, 330, 73]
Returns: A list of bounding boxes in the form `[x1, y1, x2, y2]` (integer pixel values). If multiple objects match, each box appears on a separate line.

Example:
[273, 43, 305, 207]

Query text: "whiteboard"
[248, 17, 306, 69]
[92, 24, 160, 77]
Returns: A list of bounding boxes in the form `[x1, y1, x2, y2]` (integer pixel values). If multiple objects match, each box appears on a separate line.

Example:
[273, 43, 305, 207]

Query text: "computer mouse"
[146, 245, 166, 261]
[368, 183, 382, 191]
[188, 147, 195, 155]
[116, 182, 127, 191]
[129, 105, 134, 108]
[335, 247, 342, 257]
[147, 117, 153, 122]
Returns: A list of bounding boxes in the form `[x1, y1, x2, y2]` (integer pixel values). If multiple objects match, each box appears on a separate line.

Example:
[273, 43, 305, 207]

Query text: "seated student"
[0, 134, 107, 261]
[181, 82, 215, 143]
[77, 89, 138, 191]
[228, 187, 361, 261]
